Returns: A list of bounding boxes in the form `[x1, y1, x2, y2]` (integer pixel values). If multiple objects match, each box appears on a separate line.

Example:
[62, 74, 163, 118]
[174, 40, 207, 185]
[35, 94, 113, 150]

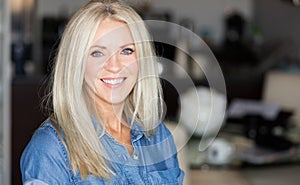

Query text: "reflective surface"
[0, 0, 4, 182]
[0, 0, 10, 184]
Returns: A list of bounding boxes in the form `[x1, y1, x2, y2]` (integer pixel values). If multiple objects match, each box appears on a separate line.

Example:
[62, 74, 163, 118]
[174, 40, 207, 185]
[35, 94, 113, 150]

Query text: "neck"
[95, 100, 133, 155]
[95, 100, 125, 133]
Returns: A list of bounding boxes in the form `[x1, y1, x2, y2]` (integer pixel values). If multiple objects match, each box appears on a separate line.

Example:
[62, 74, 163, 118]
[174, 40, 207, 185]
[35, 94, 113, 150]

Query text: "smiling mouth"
[101, 78, 126, 85]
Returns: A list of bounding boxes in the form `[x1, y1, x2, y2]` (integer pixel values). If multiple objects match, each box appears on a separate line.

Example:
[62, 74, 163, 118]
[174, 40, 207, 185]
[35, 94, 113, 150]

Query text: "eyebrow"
[90, 43, 135, 50]
[90, 45, 107, 49]
[120, 43, 135, 48]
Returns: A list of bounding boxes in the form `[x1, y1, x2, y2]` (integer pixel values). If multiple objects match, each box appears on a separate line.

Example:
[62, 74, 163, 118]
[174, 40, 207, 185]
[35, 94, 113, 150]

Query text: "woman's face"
[85, 18, 138, 107]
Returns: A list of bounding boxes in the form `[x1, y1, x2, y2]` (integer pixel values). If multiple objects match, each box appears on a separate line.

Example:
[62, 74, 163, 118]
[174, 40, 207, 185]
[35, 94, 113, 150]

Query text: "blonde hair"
[49, 0, 163, 179]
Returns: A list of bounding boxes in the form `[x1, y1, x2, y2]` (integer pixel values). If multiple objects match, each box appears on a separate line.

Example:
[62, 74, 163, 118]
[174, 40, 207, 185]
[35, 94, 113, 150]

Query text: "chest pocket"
[74, 174, 129, 185]
[146, 168, 183, 185]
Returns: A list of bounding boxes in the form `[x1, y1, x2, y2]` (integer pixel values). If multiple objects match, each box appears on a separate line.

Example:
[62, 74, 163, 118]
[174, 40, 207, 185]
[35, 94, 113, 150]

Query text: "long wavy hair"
[47, 0, 163, 179]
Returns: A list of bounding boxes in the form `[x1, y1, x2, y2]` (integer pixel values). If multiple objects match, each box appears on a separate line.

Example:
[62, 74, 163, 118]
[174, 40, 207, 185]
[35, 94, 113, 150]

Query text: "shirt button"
[133, 154, 139, 160]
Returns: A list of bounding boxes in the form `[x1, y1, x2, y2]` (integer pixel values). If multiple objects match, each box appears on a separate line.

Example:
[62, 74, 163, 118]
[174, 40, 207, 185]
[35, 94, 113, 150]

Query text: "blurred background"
[1, 0, 300, 184]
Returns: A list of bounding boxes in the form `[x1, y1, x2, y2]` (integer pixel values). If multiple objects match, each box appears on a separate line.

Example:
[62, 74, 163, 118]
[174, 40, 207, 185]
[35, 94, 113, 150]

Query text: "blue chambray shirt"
[20, 118, 184, 184]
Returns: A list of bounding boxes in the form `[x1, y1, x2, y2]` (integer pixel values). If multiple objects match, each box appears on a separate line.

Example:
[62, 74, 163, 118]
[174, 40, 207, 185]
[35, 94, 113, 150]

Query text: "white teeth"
[102, 78, 125, 85]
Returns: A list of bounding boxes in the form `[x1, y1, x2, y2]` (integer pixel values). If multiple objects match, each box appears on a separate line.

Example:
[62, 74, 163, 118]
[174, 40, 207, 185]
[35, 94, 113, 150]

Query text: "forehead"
[93, 18, 134, 45]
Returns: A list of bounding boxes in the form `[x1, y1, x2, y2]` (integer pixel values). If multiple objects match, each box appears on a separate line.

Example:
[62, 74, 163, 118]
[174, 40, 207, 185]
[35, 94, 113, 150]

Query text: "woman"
[20, 0, 184, 184]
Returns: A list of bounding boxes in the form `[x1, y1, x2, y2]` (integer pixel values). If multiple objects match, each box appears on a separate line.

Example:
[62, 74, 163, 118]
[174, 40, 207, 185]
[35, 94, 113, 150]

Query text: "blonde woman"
[20, 0, 184, 184]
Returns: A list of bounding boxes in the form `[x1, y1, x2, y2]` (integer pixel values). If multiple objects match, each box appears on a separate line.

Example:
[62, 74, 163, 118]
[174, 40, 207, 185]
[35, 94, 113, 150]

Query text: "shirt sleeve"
[20, 124, 73, 185]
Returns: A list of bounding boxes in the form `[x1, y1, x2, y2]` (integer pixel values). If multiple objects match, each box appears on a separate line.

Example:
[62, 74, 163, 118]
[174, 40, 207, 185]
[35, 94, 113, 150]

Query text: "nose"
[103, 53, 122, 73]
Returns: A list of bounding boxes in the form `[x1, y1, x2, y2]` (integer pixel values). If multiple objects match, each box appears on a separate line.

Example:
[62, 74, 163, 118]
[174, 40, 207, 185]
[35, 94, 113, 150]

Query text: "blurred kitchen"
[1, 0, 300, 184]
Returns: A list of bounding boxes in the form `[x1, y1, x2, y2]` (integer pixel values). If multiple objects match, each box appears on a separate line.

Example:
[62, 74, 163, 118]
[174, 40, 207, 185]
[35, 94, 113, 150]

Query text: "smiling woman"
[20, 0, 184, 184]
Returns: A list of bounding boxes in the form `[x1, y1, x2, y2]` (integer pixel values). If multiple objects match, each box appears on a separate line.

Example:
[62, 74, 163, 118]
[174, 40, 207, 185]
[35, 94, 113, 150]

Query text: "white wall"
[254, 0, 300, 42]
[36, 0, 87, 17]
[150, 0, 254, 45]
[36, 0, 253, 45]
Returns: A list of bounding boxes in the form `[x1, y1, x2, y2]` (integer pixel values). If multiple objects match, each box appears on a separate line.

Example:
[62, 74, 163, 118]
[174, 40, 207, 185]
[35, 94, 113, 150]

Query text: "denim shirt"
[20, 118, 184, 185]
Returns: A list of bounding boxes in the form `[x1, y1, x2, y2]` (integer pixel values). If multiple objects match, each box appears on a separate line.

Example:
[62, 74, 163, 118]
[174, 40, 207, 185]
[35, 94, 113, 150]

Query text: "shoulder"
[20, 118, 71, 184]
[150, 122, 173, 142]
[22, 118, 67, 160]
[157, 122, 172, 135]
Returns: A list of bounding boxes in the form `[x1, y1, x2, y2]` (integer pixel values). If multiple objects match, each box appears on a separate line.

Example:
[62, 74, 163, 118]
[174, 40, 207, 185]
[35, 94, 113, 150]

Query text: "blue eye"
[91, 50, 104, 57]
[121, 48, 134, 55]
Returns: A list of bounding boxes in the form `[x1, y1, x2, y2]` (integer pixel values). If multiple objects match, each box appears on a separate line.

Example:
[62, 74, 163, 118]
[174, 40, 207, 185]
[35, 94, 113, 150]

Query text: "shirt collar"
[130, 121, 147, 142]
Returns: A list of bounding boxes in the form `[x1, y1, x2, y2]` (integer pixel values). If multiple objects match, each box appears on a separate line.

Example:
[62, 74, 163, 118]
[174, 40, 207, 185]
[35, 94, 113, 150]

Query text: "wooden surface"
[190, 169, 251, 185]
[190, 165, 300, 185]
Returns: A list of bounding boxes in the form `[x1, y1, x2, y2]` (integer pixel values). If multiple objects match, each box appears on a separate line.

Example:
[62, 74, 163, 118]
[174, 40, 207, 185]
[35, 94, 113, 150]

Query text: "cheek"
[85, 62, 101, 83]
[126, 60, 139, 77]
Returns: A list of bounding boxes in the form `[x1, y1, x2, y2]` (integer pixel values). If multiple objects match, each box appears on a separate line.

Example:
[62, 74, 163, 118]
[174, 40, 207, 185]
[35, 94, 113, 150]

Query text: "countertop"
[190, 164, 300, 185]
